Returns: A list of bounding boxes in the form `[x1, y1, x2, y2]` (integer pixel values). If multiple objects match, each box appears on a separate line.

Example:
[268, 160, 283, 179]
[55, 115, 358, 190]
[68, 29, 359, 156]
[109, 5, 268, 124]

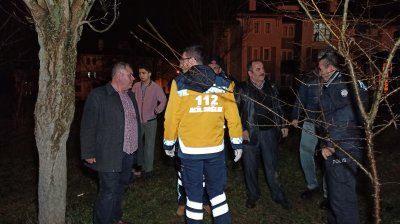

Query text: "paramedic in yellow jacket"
[163, 45, 243, 224]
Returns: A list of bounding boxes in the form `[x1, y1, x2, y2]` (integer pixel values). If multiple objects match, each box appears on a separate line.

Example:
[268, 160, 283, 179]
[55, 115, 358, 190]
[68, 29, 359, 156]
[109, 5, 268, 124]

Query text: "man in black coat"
[81, 62, 142, 224]
[236, 60, 291, 210]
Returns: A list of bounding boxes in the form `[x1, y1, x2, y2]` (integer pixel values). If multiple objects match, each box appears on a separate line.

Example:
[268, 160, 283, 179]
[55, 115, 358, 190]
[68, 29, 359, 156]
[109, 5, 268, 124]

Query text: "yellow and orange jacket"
[163, 65, 242, 159]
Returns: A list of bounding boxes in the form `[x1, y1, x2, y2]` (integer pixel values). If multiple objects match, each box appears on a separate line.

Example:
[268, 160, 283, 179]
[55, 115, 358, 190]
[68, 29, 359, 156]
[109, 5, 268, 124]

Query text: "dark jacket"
[176, 64, 217, 92]
[291, 77, 321, 122]
[80, 83, 142, 172]
[319, 71, 369, 148]
[236, 80, 286, 145]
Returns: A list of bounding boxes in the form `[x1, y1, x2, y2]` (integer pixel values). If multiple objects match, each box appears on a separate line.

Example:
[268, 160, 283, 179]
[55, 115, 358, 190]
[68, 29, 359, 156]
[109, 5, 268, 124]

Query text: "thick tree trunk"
[34, 28, 79, 224]
[22, 1, 95, 223]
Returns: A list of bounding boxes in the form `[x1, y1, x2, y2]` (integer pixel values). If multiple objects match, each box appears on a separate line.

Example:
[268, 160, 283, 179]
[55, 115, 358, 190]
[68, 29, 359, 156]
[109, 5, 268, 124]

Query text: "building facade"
[214, 0, 399, 88]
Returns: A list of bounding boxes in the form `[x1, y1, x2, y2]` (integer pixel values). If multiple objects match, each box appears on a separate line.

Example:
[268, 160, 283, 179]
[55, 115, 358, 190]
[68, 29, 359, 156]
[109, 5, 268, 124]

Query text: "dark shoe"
[320, 197, 329, 210]
[143, 171, 154, 179]
[246, 199, 256, 208]
[129, 172, 136, 183]
[300, 188, 318, 199]
[276, 198, 292, 210]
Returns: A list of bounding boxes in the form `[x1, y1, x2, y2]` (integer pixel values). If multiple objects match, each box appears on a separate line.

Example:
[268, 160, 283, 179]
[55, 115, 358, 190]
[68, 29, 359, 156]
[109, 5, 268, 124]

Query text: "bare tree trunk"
[34, 30, 78, 223]
[22, 0, 113, 222]
[365, 128, 382, 224]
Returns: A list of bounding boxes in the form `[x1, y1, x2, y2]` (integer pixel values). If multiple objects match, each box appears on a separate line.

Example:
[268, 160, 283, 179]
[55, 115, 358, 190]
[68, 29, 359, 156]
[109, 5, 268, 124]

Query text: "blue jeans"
[180, 152, 231, 224]
[299, 121, 319, 190]
[94, 152, 135, 224]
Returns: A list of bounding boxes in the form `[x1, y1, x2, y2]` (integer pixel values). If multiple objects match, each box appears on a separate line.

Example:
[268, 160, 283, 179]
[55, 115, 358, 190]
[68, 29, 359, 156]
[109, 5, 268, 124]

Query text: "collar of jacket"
[105, 82, 132, 95]
[324, 71, 340, 88]
[250, 79, 265, 89]
[182, 65, 216, 93]
[246, 79, 273, 91]
[106, 82, 118, 95]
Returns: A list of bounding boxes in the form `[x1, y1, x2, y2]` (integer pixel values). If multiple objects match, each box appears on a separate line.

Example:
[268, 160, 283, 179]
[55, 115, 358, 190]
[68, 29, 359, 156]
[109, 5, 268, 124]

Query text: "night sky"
[78, 0, 246, 53]
[0, 0, 245, 94]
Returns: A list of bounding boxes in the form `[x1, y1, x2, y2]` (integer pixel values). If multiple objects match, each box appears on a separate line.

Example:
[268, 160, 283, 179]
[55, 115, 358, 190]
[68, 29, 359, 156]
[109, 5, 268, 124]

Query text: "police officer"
[317, 49, 368, 224]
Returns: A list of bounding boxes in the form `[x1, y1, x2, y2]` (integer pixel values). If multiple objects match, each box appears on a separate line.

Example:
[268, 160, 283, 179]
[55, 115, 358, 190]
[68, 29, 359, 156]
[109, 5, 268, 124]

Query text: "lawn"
[1, 107, 399, 224]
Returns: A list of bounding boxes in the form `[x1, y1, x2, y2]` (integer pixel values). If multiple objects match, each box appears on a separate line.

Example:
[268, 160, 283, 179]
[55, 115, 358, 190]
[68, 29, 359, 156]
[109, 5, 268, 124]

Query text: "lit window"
[313, 22, 331, 41]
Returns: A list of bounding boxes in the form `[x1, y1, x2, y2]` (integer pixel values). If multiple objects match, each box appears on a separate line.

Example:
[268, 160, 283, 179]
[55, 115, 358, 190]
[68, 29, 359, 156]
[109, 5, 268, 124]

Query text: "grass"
[1, 110, 400, 223]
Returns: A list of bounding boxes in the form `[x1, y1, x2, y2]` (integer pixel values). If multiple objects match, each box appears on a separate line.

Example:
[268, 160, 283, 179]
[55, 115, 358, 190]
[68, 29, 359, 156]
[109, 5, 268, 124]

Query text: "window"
[283, 24, 295, 38]
[282, 50, 294, 61]
[252, 48, 259, 60]
[86, 57, 91, 65]
[313, 22, 331, 41]
[92, 58, 97, 65]
[254, 22, 260, 34]
[265, 23, 271, 34]
[263, 48, 271, 61]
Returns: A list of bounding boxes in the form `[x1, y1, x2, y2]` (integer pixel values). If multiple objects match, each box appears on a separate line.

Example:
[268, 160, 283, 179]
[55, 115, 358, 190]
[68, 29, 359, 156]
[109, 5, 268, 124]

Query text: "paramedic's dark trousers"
[181, 152, 230, 224]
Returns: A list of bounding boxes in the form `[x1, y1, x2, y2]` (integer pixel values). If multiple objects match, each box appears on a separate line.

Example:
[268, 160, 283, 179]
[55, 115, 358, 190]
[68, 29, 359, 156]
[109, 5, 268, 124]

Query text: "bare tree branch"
[79, 0, 118, 33]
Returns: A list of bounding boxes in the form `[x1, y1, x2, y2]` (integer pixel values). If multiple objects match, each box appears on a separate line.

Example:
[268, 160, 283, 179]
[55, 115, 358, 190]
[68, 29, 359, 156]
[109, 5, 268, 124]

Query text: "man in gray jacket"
[81, 62, 142, 224]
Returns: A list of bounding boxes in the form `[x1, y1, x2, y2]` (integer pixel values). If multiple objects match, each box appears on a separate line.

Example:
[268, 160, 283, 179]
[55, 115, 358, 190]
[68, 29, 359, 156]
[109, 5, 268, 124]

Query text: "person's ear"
[189, 57, 197, 66]
[328, 65, 336, 73]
